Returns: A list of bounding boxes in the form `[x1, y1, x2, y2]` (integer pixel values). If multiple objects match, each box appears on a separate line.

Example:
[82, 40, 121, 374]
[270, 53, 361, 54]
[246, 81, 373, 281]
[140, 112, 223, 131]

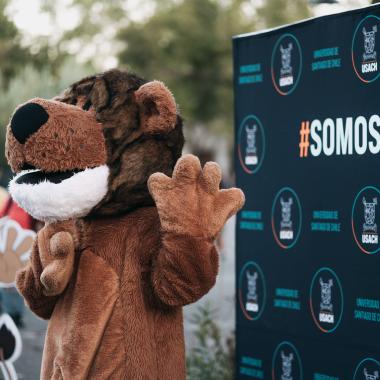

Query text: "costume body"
[5, 69, 244, 379]
[18, 207, 220, 379]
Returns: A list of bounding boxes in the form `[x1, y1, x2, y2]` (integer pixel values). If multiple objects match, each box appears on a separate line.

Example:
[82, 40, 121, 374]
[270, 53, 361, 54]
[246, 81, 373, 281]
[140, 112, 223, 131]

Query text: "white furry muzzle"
[9, 165, 110, 222]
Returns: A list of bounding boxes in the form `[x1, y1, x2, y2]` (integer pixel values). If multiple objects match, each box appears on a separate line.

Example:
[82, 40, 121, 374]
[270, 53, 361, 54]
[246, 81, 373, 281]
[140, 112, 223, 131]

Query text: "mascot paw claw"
[39, 222, 77, 296]
[148, 154, 245, 238]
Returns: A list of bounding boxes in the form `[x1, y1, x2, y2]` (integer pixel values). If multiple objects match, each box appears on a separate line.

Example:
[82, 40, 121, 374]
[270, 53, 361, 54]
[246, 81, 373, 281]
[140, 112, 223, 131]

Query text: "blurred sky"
[7, 0, 154, 38]
[5, 0, 160, 68]
[7, 0, 371, 35]
[313, 0, 370, 16]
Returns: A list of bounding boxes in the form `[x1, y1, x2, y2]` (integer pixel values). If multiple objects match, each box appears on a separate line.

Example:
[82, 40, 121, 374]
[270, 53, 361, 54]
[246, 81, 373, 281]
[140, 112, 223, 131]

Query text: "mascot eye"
[82, 98, 92, 111]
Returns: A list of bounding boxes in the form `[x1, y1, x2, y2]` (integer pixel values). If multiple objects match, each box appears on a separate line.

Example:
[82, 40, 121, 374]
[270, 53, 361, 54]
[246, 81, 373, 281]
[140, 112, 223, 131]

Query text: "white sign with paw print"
[0, 217, 35, 288]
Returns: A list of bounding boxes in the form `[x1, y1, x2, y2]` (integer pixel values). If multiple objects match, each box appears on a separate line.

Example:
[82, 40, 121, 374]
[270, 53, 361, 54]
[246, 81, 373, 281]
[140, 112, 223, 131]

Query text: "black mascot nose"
[10, 103, 49, 144]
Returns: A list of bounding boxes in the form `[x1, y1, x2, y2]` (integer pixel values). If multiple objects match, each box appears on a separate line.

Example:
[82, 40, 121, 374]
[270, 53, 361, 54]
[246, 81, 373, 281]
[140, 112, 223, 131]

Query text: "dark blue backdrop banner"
[234, 3, 380, 380]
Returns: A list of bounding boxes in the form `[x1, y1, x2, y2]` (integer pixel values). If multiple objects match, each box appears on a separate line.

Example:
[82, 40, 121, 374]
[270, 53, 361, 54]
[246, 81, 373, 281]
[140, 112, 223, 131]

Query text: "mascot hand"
[38, 220, 78, 296]
[148, 154, 245, 238]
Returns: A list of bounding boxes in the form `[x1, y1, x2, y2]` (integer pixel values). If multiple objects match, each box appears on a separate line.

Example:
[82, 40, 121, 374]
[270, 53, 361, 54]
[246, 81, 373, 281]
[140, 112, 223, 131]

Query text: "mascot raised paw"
[5, 69, 245, 379]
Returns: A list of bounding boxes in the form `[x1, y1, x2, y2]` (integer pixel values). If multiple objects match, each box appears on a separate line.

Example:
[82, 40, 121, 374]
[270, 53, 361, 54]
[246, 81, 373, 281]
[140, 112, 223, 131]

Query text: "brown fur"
[40, 231, 75, 297]
[8, 69, 245, 379]
[6, 69, 185, 216]
[6, 98, 107, 173]
[18, 207, 216, 379]
[135, 81, 178, 134]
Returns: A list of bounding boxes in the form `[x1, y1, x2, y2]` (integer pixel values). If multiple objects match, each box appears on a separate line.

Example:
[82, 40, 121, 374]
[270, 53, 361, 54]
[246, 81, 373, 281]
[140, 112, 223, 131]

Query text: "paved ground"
[5, 217, 236, 379]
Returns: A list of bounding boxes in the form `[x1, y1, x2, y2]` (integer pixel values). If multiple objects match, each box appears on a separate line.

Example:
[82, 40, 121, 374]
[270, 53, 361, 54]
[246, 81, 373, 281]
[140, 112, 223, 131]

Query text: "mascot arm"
[16, 221, 77, 319]
[151, 232, 219, 306]
[148, 154, 245, 307]
[16, 243, 59, 319]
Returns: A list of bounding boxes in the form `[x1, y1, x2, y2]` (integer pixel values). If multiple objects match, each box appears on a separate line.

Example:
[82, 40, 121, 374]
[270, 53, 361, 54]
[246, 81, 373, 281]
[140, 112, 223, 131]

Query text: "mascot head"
[6, 69, 184, 222]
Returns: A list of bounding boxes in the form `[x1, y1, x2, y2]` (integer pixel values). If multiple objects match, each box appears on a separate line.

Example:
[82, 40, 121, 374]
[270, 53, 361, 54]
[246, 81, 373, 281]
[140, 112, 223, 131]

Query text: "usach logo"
[352, 15, 380, 83]
[271, 187, 302, 249]
[298, 114, 380, 158]
[271, 33, 302, 95]
[272, 341, 303, 380]
[309, 267, 344, 333]
[352, 186, 380, 255]
[353, 357, 380, 380]
[238, 261, 267, 321]
[238, 114, 265, 174]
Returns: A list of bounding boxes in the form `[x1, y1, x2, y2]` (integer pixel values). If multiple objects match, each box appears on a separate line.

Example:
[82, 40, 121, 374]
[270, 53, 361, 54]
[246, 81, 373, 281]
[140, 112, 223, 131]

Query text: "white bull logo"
[246, 270, 258, 302]
[244, 124, 258, 166]
[363, 197, 378, 233]
[246, 124, 257, 152]
[280, 351, 294, 380]
[280, 43, 293, 75]
[364, 368, 379, 380]
[320, 278, 333, 312]
[363, 25, 377, 61]
[280, 197, 293, 230]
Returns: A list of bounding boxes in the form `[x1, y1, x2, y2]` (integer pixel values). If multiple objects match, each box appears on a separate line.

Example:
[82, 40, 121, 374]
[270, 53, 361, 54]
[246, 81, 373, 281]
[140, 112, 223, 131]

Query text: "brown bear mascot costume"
[5, 69, 244, 379]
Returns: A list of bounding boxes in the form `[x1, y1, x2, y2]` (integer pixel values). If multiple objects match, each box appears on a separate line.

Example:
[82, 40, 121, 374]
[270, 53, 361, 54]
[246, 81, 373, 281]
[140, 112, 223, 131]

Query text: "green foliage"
[186, 303, 234, 380]
[40, 0, 129, 69]
[116, 0, 311, 136]
[0, 0, 32, 85]
[118, 0, 253, 133]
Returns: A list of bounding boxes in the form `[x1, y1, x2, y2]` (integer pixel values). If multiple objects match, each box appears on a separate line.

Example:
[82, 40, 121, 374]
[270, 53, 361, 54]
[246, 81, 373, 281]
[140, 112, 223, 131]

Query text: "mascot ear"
[135, 81, 177, 134]
[90, 77, 109, 111]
